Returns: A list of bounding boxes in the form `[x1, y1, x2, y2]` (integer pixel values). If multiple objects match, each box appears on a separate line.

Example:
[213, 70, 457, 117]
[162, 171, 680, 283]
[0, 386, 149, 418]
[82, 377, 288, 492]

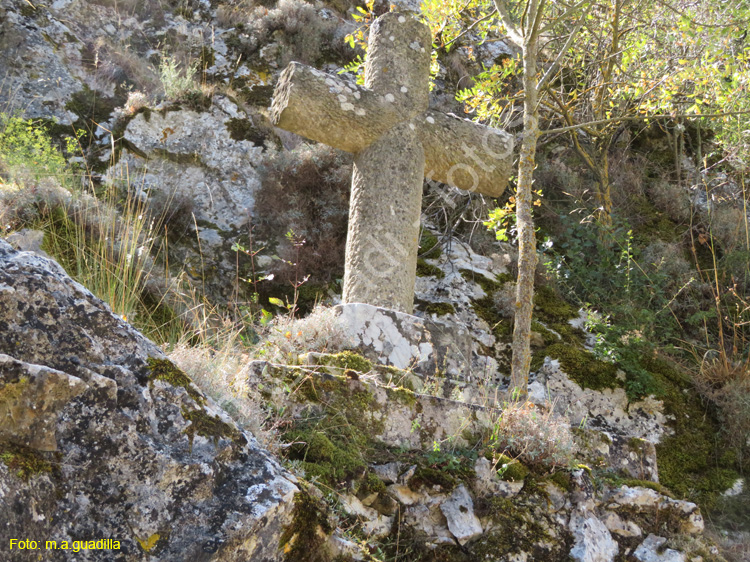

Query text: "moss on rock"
[643, 356, 740, 511]
[416, 258, 444, 279]
[147, 357, 205, 406]
[280, 491, 333, 562]
[316, 351, 373, 374]
[181, 407, 244, 450]
[0, 442, 54, 481]
[534, 285, 578, 323]
[545, 344, 620, 391]
[496, 454, 530, 482]
[419, 230, 441, 259]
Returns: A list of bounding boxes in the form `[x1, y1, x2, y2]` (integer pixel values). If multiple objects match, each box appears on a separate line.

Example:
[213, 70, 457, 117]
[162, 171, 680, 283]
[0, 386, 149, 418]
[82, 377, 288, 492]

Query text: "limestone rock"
[473, 457, 524, 498]
[569, 513, 619, 562]
[634, 534, 687, 562]
[0, 240, 303, 561]
[533, 358, 671, 444]
[606, 486, 704, 535]
[440, 484, 483, 545]
[333, 302, 473, 377]
[601, 512, 642, 538]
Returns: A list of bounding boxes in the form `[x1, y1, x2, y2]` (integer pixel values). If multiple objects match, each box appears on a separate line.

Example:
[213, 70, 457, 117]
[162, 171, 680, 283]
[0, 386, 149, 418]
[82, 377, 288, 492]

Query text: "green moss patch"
[630, 356, 741, 512]
[415, 298, 455, 316]
[534, 285, 578, 323]
[408, 466, 459, 492]
[473, 495, 558, 560]
[419, 230, 441, 259]
[280, 373, 384, 490]
[315, 351, 373, 374]
[0, 442, 54, 481]
[280, 491, 333, 562]
[544, 470, 572, 492]
[416, 258, 445, 278]
[469, 294, 513, 341]
[225, 117, 267, 144]
[147, 357, 205, 406]
[459, 268, 512, 294]
[181, 407, 244, 450]
[495, 454, 530, 482]
[284, 424, 367, 485]
[545, 344, 620, 391]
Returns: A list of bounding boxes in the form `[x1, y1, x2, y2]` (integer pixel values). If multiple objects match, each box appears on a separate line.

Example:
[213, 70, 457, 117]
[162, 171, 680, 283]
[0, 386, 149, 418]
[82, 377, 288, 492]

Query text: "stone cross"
[271, 12, 513, 314]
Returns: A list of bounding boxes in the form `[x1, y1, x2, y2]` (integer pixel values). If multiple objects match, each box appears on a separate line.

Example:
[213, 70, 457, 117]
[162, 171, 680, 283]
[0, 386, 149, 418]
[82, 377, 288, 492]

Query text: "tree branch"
[538, 20, 583, 91]
[541, 109, 750, 135]
[442, 9, 498, 50]
[493, 0, 523, 46]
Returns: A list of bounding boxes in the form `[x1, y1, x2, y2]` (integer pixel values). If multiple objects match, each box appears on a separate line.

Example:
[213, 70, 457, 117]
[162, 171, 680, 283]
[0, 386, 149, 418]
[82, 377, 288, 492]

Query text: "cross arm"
[418, 111, 513, 197]
[271, 62, 409, 154]
[271, 62, 514, 198]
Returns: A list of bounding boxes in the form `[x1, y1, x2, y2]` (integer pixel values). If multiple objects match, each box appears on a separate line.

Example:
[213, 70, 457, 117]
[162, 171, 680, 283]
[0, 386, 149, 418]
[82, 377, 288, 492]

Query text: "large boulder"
[0, 240, 304, 561]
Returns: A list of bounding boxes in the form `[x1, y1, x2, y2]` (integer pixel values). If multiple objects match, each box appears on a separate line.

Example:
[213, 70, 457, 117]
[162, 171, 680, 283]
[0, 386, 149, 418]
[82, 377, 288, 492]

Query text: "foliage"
[159, 55, 198, 101]
[0, 113, 77, 183]
[0, 115, 183, 343]
[254, 144, 351, 288]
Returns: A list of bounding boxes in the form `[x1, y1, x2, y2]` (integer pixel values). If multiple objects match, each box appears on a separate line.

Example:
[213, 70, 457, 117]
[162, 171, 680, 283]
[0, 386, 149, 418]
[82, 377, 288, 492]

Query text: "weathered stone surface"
[440, 484, 483, 545]
[573, 429, 659, 482]
[120, 101, 266, 230]
[0, 355, 87, 451]
[605, 486, 704, 535]
[246, 360, 497, 451]
[634, 534, 687, 562]
[601, 511, 642, 538]
[532, 357, 671, 443]
[569, 513, 619, 562]
[473, 457, 524, 498]
[333, 302, 472, 375]
[0, 241, 302, 561]
[344, 121, 425, 312]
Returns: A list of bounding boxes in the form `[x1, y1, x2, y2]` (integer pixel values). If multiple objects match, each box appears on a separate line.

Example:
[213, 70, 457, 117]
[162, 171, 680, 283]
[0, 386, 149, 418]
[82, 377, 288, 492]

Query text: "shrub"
[0, 116, 182, 343]
[0, 114, 73, 183]
[228, 0, 338, 66]
[258, 306, 355, 364]
[694, 358, 750, 465]
[490, 400, 577, 471]
[159, 55, 198, 101]
[254, 144, 351, 286]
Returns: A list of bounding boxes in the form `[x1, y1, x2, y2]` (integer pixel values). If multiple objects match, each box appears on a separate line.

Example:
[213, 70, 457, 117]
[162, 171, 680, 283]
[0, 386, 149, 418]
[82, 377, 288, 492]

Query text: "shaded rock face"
[0, 241, 299, 561]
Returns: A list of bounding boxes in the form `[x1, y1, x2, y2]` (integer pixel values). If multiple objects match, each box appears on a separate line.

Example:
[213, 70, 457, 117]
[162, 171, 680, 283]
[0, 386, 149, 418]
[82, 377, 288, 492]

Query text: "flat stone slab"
[333, 302, 473, 378]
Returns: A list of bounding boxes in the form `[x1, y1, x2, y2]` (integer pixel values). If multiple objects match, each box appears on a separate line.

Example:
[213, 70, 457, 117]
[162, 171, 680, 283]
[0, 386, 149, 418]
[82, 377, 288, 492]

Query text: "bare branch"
[538, 20, 583, 91]
[540, 0, 589, 33]
[493, 0, 523, 46]
[442, 9, 498, 50]
[541, 109, 750, 136]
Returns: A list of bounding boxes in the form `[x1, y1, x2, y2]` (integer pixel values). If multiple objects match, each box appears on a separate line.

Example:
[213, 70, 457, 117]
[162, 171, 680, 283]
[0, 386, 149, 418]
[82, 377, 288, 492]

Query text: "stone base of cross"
[271, 12, 513, 313]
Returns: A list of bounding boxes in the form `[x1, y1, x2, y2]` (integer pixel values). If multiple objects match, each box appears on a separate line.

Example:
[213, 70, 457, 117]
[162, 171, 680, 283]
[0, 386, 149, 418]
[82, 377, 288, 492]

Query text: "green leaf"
[268, 297, 285, 307]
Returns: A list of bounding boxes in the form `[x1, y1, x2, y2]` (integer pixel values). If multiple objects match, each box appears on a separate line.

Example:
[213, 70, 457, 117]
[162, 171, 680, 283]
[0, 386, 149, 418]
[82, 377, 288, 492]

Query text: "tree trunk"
[509, 27, 541, 400]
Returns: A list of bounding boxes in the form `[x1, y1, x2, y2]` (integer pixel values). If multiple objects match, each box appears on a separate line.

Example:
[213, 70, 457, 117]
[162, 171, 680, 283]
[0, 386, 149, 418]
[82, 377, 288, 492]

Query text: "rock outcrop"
[0, 241, 305, 561]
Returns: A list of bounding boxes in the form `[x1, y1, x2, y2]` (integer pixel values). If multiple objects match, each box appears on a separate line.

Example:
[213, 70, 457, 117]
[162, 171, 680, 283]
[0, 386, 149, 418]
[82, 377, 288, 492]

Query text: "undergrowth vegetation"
[0, 112, 180, 342]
